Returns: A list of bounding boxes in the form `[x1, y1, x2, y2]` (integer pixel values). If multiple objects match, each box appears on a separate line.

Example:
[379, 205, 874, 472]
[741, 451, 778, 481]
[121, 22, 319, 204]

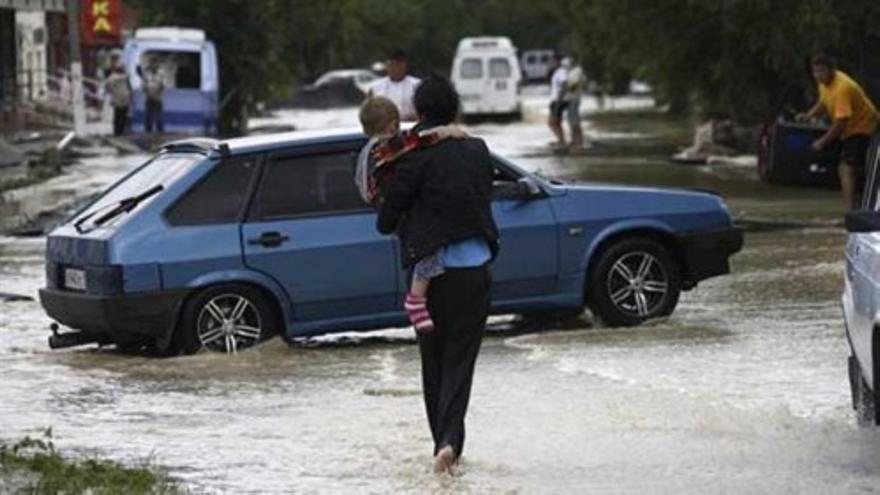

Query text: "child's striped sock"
[404, 293, 434, 334]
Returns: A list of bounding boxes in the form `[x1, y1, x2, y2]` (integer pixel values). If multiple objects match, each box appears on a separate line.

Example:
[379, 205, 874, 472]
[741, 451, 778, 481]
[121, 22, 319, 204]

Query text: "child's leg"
[405, 277, 434, 333]
[410, 277, 429, 298]
[407, 252, 445, 333]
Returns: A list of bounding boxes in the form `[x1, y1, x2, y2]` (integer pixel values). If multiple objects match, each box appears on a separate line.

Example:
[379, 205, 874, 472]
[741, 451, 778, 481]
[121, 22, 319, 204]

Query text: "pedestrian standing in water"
[140, 58, 166, 133]
[367, 48, 422, 122]
[376, 76, 499, 473]
[798, 54, 878, 208]
[562, 57, 587, 151]
[547, 54, 569, 149]
[104, 53, 131, 136]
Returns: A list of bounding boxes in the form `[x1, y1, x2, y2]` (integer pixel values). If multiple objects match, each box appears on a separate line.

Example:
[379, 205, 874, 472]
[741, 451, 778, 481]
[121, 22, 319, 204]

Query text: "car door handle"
[248, 231, 289, 248]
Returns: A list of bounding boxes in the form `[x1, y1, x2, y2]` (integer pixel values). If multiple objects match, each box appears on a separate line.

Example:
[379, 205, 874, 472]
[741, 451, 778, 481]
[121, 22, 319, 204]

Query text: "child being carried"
[356, 96, 467, 333]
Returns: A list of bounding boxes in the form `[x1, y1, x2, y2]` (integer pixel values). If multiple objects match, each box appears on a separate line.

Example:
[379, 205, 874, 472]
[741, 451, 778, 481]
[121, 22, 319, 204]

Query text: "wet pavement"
[2, 93, 880, 493]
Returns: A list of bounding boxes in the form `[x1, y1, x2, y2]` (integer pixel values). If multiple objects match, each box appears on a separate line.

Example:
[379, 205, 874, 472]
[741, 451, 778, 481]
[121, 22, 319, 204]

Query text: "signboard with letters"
[80, 0, 121, 46]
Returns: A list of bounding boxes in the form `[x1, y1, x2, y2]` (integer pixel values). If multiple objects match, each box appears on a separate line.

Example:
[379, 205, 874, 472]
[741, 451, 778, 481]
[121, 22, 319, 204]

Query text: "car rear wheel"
[177, 284, 279, 355]
[587, 237, 682, 327]
[850, 355, 879, 427]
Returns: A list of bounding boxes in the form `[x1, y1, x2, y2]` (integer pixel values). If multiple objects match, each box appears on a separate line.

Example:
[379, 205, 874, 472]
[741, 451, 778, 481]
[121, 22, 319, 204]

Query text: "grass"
[0, 429, 179, 494]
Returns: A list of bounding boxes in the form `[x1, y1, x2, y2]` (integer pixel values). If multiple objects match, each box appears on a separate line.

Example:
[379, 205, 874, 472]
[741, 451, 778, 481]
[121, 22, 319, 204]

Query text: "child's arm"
[418, 124, 469, 141]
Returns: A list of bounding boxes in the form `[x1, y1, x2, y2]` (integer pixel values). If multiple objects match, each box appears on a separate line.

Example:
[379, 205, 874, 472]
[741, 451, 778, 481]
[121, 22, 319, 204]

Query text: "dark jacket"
[376, 131, 499, 268]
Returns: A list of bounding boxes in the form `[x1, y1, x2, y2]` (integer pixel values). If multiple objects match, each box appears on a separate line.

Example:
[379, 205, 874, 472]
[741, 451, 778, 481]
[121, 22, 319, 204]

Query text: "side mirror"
[845, 209, 880, 233]
[515, 177, 542, 199]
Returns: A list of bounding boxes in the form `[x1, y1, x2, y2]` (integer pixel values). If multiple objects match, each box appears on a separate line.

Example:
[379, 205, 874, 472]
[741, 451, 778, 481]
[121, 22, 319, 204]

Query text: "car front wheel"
[850, 355, 879, 427]
[587, 237, 682, 327]
[177, 284, 279, 355]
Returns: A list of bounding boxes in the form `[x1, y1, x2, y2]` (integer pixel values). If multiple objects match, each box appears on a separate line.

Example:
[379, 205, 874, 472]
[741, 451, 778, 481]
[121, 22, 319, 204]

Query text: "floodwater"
[2, 92, 880, 493]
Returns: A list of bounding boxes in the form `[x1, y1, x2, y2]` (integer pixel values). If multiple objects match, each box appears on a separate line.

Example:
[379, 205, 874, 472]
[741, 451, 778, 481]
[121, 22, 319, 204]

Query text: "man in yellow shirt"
[800, 54, 878, 208]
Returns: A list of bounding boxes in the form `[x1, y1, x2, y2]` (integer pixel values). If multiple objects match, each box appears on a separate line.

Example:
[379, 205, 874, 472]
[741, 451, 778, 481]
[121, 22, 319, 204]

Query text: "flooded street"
[2, 94, 880, 493]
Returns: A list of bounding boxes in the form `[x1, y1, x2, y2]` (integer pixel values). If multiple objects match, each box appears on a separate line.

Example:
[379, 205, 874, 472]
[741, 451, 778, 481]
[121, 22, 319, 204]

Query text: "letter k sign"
[92, 1, 109, 16]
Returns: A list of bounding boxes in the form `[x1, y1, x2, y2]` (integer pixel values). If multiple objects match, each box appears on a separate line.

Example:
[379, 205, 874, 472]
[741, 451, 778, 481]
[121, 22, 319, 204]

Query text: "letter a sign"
[81, 0, 122, 46]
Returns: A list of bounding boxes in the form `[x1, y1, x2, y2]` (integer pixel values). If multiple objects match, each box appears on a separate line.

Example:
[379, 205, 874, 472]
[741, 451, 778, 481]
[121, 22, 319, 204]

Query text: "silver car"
[843, 137, 880, 426]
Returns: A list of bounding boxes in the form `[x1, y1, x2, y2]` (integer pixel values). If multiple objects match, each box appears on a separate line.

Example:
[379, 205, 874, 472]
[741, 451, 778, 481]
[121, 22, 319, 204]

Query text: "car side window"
[254, 151, 368, 219]
[492, 160, 523, 200]
[166, 157, 258, 226]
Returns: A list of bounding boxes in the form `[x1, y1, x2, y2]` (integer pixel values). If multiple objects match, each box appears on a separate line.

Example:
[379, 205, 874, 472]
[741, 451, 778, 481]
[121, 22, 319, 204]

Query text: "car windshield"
[70, 153, 200, 230]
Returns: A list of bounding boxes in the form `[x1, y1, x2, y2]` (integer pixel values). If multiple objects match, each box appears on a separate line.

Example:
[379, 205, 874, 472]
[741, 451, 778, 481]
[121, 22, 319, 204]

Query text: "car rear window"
[489, 58, 512, 78]
[460, 58, 483, 79]
[166, 157, 259, 225]
[70, 153, 199, 229]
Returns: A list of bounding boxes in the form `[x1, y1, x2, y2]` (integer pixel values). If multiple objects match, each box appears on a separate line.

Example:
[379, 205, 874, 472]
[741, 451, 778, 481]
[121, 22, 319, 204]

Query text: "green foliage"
[563, 0, 880, 122]
[0, 428, 178, 494]
[130, 0, 880, 129]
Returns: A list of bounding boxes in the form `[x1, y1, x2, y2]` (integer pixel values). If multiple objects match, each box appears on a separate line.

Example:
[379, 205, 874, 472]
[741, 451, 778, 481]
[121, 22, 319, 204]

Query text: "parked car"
[40, 130, 743, 355]
[312, 69, 378, 95]
[123, 27, 219, 135]
[286, 70, 376, 109]
[451, 37, 522, 118]
[520, 49, 555, 82]
[842, 136, 880, 426]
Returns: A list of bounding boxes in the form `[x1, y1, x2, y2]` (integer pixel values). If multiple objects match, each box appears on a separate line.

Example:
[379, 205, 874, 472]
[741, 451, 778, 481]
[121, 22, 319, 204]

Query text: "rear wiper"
[76, 185, 164, 232]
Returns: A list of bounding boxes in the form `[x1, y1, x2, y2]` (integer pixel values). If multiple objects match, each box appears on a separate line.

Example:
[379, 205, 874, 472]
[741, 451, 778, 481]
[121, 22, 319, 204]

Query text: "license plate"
[64, 268, 86, 291]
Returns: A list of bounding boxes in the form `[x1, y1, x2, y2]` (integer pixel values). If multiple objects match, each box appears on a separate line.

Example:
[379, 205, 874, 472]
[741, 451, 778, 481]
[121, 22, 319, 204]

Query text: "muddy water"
[2, 96, 880, 493]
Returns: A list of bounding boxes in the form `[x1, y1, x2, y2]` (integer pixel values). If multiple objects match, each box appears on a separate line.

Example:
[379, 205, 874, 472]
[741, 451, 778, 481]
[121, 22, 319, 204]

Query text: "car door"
[488, 56, 516, 112]
[489, 160, 559, 301]
[847, 140, 880, 383]
[241, 144, 399, 324]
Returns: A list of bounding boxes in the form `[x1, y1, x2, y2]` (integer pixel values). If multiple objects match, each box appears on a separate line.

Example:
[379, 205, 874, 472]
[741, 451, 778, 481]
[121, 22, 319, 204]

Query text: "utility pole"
[67, 0, 87, 136]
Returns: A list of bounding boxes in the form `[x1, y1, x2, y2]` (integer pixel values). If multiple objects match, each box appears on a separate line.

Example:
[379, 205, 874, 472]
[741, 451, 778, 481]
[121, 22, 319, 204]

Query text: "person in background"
[548, 54, 569, 148]
[798, 54, 879, 208]
[376, 77, 499, 474]
[562, 57, 587, 150]
[140, 58, 166, 133]
[367, 48, 421, 121]
[104, 53, 131, 136]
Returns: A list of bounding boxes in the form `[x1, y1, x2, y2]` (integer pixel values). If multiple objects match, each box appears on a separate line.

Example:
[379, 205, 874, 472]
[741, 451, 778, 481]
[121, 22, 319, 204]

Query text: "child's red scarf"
[368, 130, 441, 201]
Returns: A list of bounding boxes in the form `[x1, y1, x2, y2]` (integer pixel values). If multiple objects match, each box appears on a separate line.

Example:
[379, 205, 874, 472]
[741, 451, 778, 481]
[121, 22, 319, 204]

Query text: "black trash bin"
[757, 121, 840, 189]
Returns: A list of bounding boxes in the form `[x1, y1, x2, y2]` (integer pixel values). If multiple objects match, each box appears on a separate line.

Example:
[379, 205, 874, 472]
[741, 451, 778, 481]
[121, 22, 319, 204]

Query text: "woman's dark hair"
[413, 76, 460, 124]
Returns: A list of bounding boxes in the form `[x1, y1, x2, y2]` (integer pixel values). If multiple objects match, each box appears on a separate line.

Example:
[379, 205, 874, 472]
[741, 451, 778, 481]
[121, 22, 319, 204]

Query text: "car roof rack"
[160, 138, 229, 157]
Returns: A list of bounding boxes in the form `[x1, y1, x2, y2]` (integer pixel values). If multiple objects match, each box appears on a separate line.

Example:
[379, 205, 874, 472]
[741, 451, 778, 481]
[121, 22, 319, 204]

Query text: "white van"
[520, 49, 555, 81]
[123, 27, 219, 134]
[451, 37, 522, 118]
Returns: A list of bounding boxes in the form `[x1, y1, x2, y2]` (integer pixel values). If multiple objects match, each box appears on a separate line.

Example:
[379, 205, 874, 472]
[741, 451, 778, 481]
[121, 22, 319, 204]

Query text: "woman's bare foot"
[433, 445, 456, 474]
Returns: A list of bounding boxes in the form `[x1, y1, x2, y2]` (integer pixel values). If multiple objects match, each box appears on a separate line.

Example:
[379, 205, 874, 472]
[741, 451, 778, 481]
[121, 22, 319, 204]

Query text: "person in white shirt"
[548, 54, 569, 147]
[367, 49, 421, 121]
[562, 57, 586, 149]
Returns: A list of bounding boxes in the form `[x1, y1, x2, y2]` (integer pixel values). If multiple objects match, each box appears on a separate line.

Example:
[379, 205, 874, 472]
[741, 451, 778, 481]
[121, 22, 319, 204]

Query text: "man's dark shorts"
[550, 101, 569, 121]
[841, 134, 872, 169]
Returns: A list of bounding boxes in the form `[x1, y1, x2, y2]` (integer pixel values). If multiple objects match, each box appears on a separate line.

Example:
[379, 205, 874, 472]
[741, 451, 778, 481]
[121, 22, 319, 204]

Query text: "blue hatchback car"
[40, 130, 743, 354]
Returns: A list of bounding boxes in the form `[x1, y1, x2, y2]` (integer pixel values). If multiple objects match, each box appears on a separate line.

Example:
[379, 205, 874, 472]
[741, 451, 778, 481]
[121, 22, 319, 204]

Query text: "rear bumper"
[39, 288, 187, 342]
[675, 227, 744, 288]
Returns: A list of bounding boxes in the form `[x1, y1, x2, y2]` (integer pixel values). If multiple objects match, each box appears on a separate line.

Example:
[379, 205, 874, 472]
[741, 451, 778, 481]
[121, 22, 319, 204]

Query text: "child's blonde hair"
[359, 96, 399, 136]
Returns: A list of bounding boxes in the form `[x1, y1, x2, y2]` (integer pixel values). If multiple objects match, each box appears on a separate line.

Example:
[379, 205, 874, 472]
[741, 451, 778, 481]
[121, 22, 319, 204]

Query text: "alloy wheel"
[196, 294, 263, 354]
[605, 251, 669, 318]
